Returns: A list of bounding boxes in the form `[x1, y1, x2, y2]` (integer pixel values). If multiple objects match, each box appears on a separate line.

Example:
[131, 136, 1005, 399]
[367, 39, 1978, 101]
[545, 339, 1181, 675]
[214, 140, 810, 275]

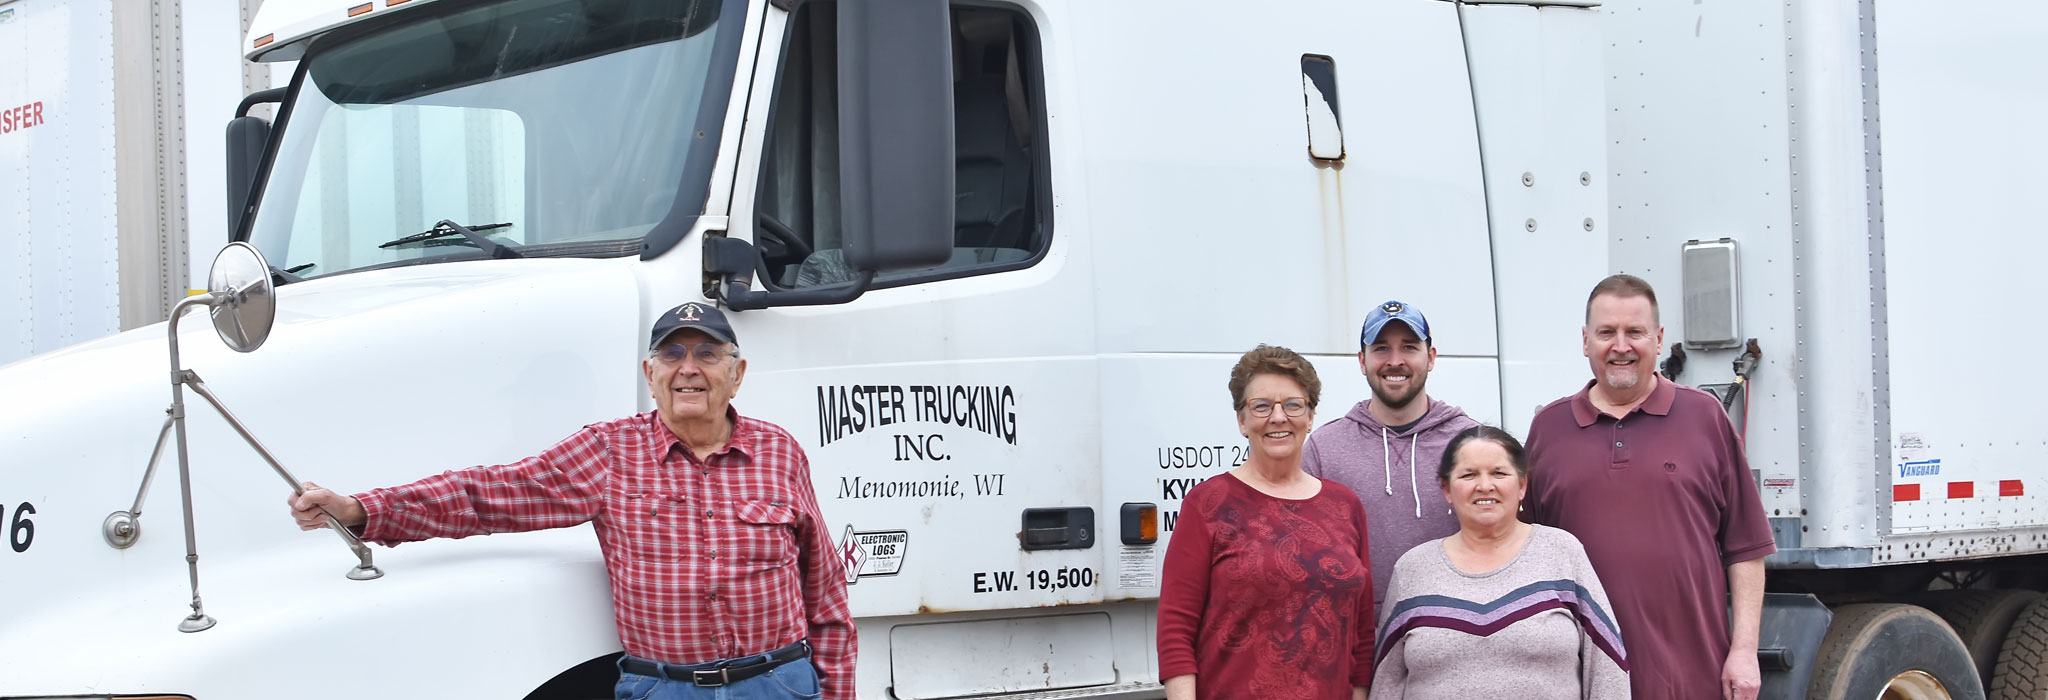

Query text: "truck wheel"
[1808, 603, 1986, 700]
[1922, 590, 2044, 687]
[1991, 595, 2048, 700]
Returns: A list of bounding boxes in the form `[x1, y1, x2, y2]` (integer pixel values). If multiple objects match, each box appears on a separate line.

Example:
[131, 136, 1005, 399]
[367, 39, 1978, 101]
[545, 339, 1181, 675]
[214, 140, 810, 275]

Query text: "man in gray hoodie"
[1303, 300, 1479, 622]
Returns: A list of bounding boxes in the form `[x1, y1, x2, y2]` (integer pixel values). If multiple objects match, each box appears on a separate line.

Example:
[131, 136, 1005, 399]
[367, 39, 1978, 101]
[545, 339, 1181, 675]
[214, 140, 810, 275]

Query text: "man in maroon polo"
[1524, 275, 1775, 700]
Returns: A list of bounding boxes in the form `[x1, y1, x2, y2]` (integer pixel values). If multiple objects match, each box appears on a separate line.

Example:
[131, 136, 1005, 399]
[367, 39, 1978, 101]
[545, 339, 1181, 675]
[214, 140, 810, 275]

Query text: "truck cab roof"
[246, 0, 447, 62]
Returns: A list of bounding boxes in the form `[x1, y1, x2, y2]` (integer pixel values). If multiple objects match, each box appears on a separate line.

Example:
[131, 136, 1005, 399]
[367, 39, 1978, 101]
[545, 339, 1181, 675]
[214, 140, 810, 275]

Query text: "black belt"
[619, 640, 810, 687]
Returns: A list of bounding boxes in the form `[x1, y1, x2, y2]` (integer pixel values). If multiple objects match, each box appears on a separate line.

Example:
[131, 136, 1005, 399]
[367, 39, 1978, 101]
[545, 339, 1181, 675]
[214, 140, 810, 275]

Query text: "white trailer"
[0, 0, 276, 367]
[0, 0, 2041, 699]
[1602, 1, 2048, 697]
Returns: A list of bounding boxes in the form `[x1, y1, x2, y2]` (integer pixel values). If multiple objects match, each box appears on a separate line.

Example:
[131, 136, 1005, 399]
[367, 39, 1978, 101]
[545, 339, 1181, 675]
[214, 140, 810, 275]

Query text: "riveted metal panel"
[151, 0, 191, 320]
[1784, 0, 1890, 549]
[112, 0, 190, 331]
[1600, 0, 1806, 523]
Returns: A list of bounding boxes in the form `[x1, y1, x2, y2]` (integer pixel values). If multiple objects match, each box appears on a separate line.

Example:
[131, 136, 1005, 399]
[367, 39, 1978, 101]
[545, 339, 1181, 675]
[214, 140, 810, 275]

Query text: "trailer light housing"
[1120, 502, 1157, 545]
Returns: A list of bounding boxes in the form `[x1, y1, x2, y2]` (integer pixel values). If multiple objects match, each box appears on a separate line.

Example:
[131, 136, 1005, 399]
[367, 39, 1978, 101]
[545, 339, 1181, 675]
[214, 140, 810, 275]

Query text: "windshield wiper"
[268, 264, 307, 285]
[377, 220, 522, 259]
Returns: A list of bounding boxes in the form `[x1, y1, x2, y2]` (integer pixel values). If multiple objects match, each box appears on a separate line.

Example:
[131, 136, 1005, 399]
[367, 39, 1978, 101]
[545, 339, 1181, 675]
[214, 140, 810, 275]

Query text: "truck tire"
[1922, 590, 2045, 687]
[1808, 603, 1985, 700]
[1991, 596, 2048, 700]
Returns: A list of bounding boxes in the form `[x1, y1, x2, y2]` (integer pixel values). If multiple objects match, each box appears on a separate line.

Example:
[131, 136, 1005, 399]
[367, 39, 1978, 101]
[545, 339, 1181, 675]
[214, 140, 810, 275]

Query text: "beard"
[1599, 357, 1643, 391]
[1369, 373, 1426, 411]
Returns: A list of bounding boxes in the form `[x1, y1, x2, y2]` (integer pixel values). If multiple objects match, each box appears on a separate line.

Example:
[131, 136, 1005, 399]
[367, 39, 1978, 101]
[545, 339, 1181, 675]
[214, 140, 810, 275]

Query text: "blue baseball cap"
[1360, 300, 1431, 346]
[649, 301, 737, 349]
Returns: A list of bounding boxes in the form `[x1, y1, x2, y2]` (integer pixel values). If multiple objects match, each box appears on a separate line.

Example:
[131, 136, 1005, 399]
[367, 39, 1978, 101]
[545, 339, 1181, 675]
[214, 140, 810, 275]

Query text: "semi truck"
[1, 0, 2044, 698]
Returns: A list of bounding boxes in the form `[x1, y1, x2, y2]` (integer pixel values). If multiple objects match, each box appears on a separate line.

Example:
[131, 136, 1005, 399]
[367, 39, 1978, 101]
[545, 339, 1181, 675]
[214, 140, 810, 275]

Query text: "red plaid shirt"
[356, 409, 855, 699]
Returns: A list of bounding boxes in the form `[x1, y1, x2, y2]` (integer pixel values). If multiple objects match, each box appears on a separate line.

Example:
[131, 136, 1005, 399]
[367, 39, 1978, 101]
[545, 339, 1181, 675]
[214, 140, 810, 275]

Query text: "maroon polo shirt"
[1524, 377, 1775, 700]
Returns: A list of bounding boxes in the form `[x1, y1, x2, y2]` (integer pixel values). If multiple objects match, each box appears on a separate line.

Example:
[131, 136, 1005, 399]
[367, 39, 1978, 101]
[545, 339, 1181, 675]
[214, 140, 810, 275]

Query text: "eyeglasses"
[654, 342, 738, 366]
[1244, 398, 1311, 418]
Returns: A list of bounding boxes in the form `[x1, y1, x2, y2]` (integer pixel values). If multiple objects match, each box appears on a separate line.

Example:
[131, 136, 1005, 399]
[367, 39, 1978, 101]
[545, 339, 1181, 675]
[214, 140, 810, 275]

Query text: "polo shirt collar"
[1569, 375, 1678, 427]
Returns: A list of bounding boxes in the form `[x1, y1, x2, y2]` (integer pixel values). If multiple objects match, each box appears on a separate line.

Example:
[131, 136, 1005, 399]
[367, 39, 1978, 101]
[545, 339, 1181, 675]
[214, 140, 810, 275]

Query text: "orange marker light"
[348, 3, 373, 16]
[1120, 502, 1159, 545]
[387, 0, 411, 5]
[252, 33, 274, 48]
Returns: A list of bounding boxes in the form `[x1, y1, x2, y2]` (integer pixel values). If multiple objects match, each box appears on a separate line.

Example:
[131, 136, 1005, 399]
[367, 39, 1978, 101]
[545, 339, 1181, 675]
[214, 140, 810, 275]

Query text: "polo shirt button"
[1615, 441, 1624, 447]
[704, 509, 713, 517]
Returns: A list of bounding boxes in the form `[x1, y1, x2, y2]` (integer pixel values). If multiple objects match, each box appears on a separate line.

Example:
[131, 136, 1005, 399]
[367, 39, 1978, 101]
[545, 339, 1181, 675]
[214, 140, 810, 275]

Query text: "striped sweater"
[1371, 524, 1629, 699]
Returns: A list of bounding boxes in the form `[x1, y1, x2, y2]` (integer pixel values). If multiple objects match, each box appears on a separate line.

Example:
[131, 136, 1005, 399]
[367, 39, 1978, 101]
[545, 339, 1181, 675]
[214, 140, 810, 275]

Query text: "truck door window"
[753, 3, 1050, 290]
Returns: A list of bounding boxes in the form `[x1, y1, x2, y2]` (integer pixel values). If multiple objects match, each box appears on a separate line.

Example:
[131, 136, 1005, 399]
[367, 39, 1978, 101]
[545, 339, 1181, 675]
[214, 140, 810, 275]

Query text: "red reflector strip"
[252, 33, 274, 48]
[348, 3, 373, 16]
[1948, 482, 1974, 499]
[2001, 480, 2025, 497]
[1894, 484, 1920, 502]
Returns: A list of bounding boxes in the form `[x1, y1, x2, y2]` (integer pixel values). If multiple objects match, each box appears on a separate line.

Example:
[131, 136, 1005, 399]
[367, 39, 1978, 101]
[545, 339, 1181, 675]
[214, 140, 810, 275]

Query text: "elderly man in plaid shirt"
[290, 302, 855, 700]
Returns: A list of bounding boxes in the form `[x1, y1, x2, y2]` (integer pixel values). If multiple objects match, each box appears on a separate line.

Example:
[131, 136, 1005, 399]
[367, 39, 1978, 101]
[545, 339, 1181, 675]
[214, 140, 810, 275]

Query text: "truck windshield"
[244, 0, 734, 279]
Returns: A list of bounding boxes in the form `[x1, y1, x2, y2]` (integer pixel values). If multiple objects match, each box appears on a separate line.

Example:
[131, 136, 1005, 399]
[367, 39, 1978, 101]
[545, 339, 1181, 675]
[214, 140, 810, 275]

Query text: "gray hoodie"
[1302, 397, 1478, 621]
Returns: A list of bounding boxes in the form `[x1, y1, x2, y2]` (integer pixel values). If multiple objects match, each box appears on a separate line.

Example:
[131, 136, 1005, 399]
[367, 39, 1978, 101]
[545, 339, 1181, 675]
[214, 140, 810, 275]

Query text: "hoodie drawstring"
[1380, 428, 1393, 496]
[1383, 427, 1424, 517]
[1409, 433, 1421, 518]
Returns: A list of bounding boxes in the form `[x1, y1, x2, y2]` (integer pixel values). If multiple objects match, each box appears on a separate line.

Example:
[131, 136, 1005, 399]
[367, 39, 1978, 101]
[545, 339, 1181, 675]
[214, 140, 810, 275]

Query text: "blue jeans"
[614, 657, 823, 700]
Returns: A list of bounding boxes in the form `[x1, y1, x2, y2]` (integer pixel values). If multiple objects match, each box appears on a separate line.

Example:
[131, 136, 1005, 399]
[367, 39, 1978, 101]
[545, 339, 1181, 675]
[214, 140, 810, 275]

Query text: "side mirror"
[205, 242, 278, 352]
[835, 0, 953, 271]
[225, 117, 270, 239]
[225, 87, 289, 242]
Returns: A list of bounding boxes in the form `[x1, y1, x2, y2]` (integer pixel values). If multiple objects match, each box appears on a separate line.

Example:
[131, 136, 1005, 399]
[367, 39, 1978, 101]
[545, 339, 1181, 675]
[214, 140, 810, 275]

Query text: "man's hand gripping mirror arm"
[290, 481, 366, 531]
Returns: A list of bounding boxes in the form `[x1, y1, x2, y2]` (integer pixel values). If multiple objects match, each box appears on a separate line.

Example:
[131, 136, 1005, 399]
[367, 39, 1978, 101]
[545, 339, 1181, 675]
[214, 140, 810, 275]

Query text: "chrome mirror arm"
[103, 413, 173, 550]
[105, 294, 225, 552]
[180, 373, 382, 580]
[112, 269, 383, 634]
[165, 292, 219, 633]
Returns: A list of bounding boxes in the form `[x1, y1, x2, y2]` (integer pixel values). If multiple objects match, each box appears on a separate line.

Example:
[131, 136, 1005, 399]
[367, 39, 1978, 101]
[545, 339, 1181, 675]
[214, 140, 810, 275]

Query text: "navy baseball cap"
[649, 301, 737, 349]
[1360, 300, 1431, 346]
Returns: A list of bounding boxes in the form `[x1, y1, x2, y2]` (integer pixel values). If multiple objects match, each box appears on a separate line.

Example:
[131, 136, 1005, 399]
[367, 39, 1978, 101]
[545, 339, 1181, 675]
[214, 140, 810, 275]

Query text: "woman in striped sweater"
[1370, 426, 1630, 699]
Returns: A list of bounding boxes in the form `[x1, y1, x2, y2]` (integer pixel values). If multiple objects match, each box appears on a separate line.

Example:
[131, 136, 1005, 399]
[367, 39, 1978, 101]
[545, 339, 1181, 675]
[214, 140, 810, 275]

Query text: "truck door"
[723, 3, 1113, 697]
